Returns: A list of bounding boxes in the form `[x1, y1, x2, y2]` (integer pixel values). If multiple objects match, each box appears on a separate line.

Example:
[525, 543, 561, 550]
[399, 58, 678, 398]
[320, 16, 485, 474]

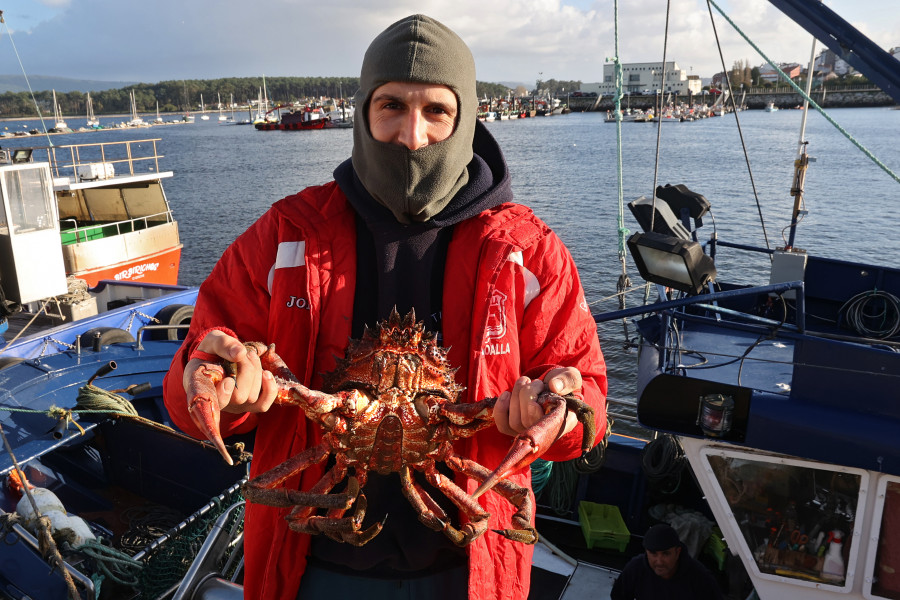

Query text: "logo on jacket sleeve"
[484, 290, 510, 356]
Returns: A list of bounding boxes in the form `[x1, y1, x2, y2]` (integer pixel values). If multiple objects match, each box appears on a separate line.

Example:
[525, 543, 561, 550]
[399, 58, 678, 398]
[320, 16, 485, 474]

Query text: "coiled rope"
[75, 539, 144, 595]
[544, 459, 580, 516]
[641, 434, 686, 494]
[75, 384, 139, 416]
[840, 290, 900, 339]
[531, 459, 554, 495]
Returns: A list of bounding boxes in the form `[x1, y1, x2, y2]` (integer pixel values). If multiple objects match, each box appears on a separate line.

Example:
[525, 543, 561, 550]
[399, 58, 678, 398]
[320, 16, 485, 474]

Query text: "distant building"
[815, 49, 852, 76]
[585, 61, 702, 96]
[759, 62, 803, 84]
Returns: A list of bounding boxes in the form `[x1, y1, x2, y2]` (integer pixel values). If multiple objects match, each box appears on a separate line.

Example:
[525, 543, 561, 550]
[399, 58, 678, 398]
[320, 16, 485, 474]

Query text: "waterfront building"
[759, 62, 802, 84]
[585, 61, 702, 96]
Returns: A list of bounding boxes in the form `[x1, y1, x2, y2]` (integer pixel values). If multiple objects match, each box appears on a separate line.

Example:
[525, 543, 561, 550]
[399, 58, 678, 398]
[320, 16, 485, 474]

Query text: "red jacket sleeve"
[518, 231, 608, 462]
[163, 209, 282, 440]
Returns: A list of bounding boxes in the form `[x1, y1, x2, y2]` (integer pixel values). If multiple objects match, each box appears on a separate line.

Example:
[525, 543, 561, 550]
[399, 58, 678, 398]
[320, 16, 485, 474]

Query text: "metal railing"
[59, 210, 175, 245]
[24, 138, 165, 179]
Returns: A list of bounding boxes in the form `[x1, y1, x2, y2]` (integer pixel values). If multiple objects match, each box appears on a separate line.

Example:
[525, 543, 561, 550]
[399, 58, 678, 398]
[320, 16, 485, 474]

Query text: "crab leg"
[472, 392, 596, 499]
[446, 454, 537, 544]
[188, 362, 234, 464]
[187, 342, 358, 465]
[401, 462, 490, 546]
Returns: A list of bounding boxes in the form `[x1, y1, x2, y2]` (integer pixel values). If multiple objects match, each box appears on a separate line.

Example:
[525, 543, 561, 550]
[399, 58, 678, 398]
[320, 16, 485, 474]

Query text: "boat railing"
[25, 138, 165, 179]
[59, 209, 175, 244]
[593, 280, 807, 332]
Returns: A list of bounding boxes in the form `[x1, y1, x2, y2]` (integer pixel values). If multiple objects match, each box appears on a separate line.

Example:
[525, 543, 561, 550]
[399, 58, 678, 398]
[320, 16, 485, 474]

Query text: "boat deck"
[676, 316, 795, 395]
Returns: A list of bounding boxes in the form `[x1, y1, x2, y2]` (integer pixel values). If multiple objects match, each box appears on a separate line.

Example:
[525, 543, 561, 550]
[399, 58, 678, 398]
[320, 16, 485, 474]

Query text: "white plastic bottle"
[822, 529, 846, 582]
[15, 487, 96, 546]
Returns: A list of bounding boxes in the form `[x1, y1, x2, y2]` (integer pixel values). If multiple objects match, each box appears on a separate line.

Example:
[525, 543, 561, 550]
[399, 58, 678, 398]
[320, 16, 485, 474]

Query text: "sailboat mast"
[786, 37, 818, 250]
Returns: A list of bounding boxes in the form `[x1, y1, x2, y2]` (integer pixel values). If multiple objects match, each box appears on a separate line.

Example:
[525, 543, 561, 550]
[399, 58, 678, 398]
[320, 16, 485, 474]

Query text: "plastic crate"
[578, 501, 630, 552]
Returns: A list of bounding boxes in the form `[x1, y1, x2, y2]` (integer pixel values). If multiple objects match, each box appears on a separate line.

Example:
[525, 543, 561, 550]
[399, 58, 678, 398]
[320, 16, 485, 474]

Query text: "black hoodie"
[335, 119, 512, 339]
[309, 120, 513, 577]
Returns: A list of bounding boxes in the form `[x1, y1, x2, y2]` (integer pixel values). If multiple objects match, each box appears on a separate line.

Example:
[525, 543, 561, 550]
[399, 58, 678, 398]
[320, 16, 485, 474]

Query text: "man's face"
[646, 546, 681, 579]
[367, 81, 458, 150]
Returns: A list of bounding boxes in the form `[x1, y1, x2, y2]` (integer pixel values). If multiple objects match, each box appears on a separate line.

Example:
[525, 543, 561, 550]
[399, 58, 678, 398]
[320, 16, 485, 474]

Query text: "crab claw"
[473, 392, 595, 499]
[188, 362, 234, 466]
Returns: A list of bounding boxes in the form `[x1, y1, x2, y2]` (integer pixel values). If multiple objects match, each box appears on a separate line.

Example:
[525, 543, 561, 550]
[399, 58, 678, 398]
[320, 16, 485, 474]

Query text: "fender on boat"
[79, 327, 136, 350]
[150, 303, 194, 341]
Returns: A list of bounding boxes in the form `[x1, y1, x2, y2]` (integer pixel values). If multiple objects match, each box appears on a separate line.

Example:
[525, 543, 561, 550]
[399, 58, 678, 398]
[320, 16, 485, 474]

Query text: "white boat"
[48, 90, 71, 133]
[252, 77, 277, 124]
[85, 92, 100, 129]
[199, 94, 210, 120]
[217, 92, 228, 121]
[155, 100, 164, 124]
[765, 101, 779, 112]
[127, 90, 146, 127]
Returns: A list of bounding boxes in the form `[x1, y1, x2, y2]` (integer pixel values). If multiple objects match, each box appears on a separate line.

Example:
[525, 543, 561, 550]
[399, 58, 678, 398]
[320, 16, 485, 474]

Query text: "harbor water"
[2, 107, 898, 415]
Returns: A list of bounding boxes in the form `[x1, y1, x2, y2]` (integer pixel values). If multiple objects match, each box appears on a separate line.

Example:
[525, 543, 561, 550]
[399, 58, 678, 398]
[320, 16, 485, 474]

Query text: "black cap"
[643, 524, 680, 551]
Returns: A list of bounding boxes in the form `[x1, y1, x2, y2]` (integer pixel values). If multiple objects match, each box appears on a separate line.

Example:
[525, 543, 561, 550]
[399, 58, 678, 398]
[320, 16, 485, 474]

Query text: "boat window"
[4, 167, 54, 233]
[865, 477, 900, 599]
[704, 450, 864, 590]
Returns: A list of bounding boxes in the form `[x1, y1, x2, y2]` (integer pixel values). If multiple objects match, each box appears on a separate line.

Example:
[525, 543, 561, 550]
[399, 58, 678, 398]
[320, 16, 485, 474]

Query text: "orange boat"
[0, 138, 182, 305]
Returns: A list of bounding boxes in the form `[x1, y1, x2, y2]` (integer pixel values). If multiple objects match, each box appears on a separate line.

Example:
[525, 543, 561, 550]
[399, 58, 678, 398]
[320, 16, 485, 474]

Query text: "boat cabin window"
[866, 477, 900, 599]
[3, 166, 54, 234]
[703, 449, 865, 591]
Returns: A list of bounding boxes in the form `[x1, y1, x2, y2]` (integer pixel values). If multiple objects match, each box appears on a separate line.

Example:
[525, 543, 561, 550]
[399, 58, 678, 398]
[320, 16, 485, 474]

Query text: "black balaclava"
[352, 14, 478, 224]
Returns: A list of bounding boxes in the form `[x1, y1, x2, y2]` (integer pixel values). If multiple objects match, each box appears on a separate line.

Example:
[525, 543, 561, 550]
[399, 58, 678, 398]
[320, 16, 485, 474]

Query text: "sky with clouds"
[4, 0, 898, 87]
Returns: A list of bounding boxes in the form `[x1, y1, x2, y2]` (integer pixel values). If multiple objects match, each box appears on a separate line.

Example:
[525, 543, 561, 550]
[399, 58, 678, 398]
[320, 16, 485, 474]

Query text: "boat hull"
[255, 120, 332, 131]
[69, 244, 182, 287]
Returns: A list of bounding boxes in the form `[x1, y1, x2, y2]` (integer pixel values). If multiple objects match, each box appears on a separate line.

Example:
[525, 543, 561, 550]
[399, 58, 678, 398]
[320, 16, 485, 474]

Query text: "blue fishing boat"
[601, 1, 900, 598]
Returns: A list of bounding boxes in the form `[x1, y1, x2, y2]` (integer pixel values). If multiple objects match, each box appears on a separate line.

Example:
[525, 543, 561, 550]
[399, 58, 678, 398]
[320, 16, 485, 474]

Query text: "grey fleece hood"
[352, 14, 478, 224]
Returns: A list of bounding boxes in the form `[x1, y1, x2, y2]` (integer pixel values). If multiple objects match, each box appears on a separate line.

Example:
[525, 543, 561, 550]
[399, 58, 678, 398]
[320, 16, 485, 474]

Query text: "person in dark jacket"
[610, 523, 723, 600]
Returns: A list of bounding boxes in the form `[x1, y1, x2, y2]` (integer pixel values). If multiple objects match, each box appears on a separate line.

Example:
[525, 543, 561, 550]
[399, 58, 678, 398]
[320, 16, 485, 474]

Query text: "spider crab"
[187, 309, 596, 546]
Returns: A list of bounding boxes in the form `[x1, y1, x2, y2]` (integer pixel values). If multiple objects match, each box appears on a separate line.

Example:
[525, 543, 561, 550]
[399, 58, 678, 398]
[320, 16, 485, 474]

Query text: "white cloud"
[6, 0, 898, 85]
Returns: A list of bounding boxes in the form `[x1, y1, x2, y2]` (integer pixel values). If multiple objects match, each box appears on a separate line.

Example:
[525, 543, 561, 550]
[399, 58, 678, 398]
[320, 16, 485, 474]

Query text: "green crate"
[578, 501, 630, 552]
[703, 526, 728, 571]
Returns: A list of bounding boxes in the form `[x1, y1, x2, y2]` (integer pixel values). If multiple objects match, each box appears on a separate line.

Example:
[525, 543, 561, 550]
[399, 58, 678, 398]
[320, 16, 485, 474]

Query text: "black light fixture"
[696, 393, 735, 437]
[12, 149, 33, 164]
[627, 231, 717, 295]
[628, 195, 692, 240]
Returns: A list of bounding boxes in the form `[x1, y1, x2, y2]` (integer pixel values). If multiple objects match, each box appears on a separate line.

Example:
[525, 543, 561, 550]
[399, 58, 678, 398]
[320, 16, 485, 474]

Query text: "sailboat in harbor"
[252, 76, 277, 124]
[126, 90, 146, 127]
[199, 93, 210, 120]
[85, 92, 100, 129]
[217, 93, 229, 122]
[181, 81, 194, 122]
[48, 89, 72, 133]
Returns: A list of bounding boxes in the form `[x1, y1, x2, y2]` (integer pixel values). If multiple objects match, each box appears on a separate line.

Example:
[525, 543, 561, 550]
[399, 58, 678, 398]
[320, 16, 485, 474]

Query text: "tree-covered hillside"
[0, 76, 531, 118]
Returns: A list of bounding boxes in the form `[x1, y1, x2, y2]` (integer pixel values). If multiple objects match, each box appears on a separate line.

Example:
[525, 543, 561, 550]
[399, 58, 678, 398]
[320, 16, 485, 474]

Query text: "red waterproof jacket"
[163, 181, 607, 600]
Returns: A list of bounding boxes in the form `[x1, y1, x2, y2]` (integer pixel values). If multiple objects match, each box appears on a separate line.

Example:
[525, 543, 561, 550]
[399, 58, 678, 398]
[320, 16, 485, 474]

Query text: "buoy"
[9, 470, 96, 546]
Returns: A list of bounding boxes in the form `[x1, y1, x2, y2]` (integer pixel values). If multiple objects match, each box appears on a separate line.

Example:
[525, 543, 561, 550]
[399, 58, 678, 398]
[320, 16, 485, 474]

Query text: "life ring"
[79, 327, 136, 350]
[150, 303, 194, 341]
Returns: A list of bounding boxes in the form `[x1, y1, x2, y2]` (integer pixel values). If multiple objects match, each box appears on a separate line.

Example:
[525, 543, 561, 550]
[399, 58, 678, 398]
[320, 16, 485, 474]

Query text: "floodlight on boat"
[627, 231, 717, 295]
[12, 149, 32, 163]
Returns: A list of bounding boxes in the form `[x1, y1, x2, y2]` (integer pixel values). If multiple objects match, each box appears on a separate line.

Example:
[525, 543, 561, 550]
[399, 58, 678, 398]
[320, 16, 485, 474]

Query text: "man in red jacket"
[164, 14, 607, 600]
